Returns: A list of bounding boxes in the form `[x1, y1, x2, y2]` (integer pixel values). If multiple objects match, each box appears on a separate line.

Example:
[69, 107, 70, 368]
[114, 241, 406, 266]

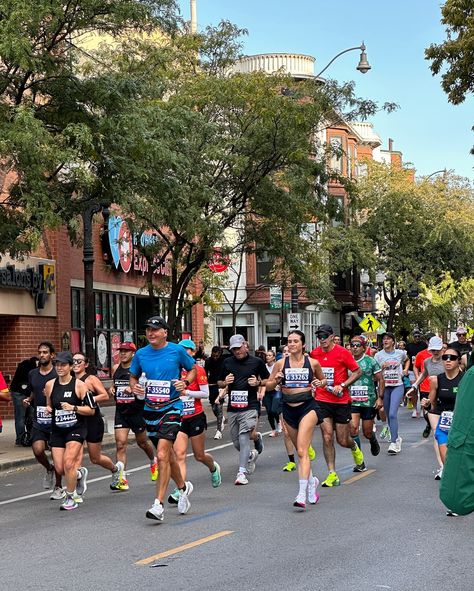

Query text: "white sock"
[154, 498, 162, 506]
[239, 467, 247, 474]
[76, 470, 82, 480]
[298, 479, 308, 496]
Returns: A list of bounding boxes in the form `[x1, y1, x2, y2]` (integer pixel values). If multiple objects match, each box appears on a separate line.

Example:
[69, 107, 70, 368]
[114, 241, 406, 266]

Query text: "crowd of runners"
[9, 318, 473, 518]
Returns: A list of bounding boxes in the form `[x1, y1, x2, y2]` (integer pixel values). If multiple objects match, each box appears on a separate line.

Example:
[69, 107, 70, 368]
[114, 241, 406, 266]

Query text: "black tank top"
[281, 355, 314, 389]
[79, 372, 100, 416]
[113, 364, 138, 406]
[51, 377, 84, 429]
[436, 372, 463, 413]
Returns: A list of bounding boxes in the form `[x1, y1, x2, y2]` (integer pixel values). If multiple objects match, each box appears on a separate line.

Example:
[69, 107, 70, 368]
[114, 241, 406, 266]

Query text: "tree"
[355, 161, 474, 331]
[425, 0, 474, 153]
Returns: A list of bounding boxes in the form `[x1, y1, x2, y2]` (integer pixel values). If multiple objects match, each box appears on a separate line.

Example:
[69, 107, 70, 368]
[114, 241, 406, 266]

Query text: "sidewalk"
[0, 403, 219, 473]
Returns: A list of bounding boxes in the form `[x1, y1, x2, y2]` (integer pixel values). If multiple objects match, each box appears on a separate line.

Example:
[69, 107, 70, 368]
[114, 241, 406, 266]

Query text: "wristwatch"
[340, 382, 346, 389]
[183, 379, 191, 387]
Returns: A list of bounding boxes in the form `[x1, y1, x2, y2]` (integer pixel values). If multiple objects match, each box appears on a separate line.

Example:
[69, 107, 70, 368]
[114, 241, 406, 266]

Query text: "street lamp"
[425, 168, 447, 180]
[315, 43, 371, 79]
[360, 269, 386, 307]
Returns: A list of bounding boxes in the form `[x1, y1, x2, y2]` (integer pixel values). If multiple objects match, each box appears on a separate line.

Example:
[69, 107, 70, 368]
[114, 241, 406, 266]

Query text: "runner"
[374, 332, 409, 454]
[422, 348, 463, 471]
[310, 324, 363, 487]
[130, 316, 196, 522]
[44, 352, 94, 511]
[169, 339, 221, 504]
[349, 336, 384, 464]
[448, 326, 471, 358]
[407, 336, 445, 478]
[24, 342, 64, 499]
[262, 350, 282, 437]
[204, 346, 226, 439]
[72, 353, 123, 495]
[460, 335, 474, 371]
[406, 330, 428, 418]
[217, 334, 269, 486]
[109, 342, 157, 491]
[267, 330, 324, 509]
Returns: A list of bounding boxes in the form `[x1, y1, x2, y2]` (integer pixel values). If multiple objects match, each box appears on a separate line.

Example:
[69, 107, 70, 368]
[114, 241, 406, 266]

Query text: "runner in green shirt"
[349, 336, 385, 468]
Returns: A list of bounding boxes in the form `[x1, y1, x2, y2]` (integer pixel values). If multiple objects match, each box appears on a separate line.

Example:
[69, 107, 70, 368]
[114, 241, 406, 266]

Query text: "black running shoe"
[370, 437, 381, 456]
[353, 462, 367, 473]
[422, 425, 431, 438]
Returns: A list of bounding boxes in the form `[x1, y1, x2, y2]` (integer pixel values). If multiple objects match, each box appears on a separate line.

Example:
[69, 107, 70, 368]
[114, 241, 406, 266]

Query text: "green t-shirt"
[350, 355, 381, 407]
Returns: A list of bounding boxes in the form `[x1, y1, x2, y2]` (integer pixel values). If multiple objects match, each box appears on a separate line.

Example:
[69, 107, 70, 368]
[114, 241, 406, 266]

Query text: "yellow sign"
[359, 314, 381, 333]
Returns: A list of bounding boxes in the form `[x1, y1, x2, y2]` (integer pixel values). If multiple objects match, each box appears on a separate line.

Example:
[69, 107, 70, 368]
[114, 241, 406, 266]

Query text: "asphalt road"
[1, 409, 473, 591]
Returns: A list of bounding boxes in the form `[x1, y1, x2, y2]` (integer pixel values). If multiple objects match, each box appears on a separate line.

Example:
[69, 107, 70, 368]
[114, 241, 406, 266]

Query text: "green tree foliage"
[355, 161, 474, 330]
[425, 0, 474, 153]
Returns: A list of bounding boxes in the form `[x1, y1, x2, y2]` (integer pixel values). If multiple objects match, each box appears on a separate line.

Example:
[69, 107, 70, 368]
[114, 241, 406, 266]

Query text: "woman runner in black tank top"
[44, 352, 93, 510]
[266, 330, 325, 510]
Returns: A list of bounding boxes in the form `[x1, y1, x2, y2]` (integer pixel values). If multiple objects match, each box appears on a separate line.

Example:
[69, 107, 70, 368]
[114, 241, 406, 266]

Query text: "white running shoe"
[395, 437, 402, 453]
[43, 468, 54, 490]
[434, 466, 443, 480]
[235, 472, 248, 485]
[50, 486, 66, 500]
[247, 450, 258, 474]
[293, 493, 306, 510]
[387, 442, 398, 455]
[307, 476, 320, 505]
[76, 467, 88, 496]
[178, 481, 193, 514]
[146, 501, 164, 521]
[214, 430, 222, 440]
[411, 410, 419, 418]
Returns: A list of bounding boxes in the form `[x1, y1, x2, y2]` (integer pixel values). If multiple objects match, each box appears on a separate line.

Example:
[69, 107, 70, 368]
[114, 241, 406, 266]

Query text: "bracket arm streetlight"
[315, 43, 371, 79]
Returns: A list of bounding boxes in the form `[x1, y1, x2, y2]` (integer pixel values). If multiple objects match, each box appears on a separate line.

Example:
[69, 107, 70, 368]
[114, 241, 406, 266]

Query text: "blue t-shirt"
[130, 342, 195, 406]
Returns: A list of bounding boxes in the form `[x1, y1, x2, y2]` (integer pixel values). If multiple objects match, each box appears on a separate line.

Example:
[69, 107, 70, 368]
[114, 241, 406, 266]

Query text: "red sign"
[208, 250, 230, 273]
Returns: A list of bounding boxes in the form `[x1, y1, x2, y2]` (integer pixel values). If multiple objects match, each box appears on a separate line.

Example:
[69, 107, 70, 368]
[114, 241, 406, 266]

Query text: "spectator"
[9, 356, 38, 445]
[0, 370, 10, 434]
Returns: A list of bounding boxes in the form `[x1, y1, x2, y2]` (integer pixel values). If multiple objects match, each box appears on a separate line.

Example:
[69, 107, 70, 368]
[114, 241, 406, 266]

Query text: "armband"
[84, 391, 97, 409]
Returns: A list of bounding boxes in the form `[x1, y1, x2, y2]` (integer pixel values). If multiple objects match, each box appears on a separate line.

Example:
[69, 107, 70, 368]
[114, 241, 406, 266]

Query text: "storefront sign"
[0, 263, 55, 309]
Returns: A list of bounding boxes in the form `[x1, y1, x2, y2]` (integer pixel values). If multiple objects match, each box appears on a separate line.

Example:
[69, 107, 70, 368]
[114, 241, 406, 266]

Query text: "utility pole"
[190, 0, 197, 33]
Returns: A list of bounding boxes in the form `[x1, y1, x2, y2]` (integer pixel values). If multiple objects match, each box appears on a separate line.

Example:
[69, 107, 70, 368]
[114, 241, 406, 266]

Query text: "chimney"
[190, 0, 197, 33]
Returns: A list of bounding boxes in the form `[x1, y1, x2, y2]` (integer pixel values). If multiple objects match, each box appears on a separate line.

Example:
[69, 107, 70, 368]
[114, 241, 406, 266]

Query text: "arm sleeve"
[185, 384, 209, 399]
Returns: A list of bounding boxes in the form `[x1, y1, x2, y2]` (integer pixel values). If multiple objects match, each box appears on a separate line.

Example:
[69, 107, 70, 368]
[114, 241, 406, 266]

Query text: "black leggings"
[263, 391, 280, 430]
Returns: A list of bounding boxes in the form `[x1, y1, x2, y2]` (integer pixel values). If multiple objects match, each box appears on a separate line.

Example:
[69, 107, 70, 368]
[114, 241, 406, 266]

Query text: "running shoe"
[268, 431, 277, 437]
[167, 488, 180, 505]
[118, 477, 129, 491]
[446, 509, 459, 517]
[150, 459, 158, 481]
[73, 492, 83, 504]
[247, 450, 258, 474]
[177, 481, 193, 514]
[387, 442, 398, 455]
[60, 495, 78, 511]
[307, 476, 320, 505]
[308, 445, 316, 461]
[110, 461, 125, 489]
[282, 461, 296, 472]
[380, 426, 391, 441]
[422, 424, 431, 438]
[395, 437, 402, 453]
[434, 467, 443, 481]
[412, 409, 419, 418]
[353, 462, 367, 473]
[293, 493, 306, 510]
[276, 422, 282, 434]
[351, 444, 364, 467]
[407, 399, 414, 409]
[146, 501, 164, 521]
[213, 430, 223, 440]
[370, 437, 381, 456]
[235, 472, 248, 485]
[211, 461, 222, 488]
[43, 468, 54, 490]
[76, 467, 88, 496]
[254, 432, 264, 454]
[50, 486, 66, 500]
[321, 472, 340, 487]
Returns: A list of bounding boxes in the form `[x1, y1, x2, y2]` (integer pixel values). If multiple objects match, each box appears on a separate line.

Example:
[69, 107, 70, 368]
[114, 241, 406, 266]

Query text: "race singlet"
[115, 380, 135, 404]
[322, 367, 334, 387]
[350, 385, 369, 403]
[284, 367, 310, 388]
[230, 390, 248, 409]
[54, 409, 78, 428]
[146, 380, 171, 404]
[36, 405, 52, 426]
[439, 411, 454, 432]
[182, 396, 196, 417]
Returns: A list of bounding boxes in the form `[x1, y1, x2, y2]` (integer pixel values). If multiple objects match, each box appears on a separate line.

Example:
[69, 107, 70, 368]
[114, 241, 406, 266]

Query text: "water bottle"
[327, 385, 343, 398]
[137, 372, 147, 400]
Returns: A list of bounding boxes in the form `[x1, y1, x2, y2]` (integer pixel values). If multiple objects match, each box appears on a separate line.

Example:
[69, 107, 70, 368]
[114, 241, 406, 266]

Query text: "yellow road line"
[135, 530, 234, 566]
[344, 469, 376, 485]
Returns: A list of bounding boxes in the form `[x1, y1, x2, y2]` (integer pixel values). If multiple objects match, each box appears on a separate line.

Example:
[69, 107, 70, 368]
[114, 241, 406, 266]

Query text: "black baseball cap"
[144, 316, 170, 331]
[55, 351, 73, 365]
[315, 324, 334, 338]
[381, 332, 396, 341]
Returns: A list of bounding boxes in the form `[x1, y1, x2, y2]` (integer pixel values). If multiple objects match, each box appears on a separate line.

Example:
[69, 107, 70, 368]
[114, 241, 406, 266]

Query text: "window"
[256, 251, 273, 284]
[330, 136, 344, 173]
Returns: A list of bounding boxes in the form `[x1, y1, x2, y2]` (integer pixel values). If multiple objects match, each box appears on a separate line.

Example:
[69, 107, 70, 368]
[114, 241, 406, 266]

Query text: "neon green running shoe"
[352, 444, 364, 467]
[282, 461, 296, 472]
[308, 445, 316, 461]
[321, 471, 340, 487]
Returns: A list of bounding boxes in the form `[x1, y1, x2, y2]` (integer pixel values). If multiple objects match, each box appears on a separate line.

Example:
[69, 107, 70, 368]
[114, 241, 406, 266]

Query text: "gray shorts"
[228, 410, 258, 446]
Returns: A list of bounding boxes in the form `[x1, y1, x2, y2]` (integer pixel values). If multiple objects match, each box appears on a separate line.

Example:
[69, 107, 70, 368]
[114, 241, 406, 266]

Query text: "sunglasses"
[442, 354, 459, 361]
[317, 334, 331, 340]
[72, 359, 85, 365]
[350, 342, 363, 347]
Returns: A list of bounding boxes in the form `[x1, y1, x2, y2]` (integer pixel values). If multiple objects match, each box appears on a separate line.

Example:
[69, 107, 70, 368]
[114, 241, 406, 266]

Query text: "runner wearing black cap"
[130, 316, 197, 522]
[310, 324, 363, 487]
[109, 341, 157, 491]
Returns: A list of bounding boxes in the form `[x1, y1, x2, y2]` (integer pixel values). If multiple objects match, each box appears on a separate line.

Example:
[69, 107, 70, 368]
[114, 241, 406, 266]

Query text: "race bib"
[146, 380, 171, 404]
[115, 380, 134, 404]
[54, 409, 78, 428]
[230, 390, 248, 408]
[36, 405, 52, 426]
[322, 367, 334, 387]
[384, 369, 400, 386]
[284, 367, 310, 388]
[350, 385, 369, 403]
[439, 411, 454, 432]
[182, 396, 196, 417]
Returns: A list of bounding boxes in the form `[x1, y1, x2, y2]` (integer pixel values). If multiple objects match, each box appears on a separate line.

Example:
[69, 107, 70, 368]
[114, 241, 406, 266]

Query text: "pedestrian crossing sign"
[359, 314, 381, 333]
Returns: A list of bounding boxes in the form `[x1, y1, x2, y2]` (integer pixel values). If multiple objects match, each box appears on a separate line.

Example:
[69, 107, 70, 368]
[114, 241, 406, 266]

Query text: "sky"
[177, 0, 474, 181]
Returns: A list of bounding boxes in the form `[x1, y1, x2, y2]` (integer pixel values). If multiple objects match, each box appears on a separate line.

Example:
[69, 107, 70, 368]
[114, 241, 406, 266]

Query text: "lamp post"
[315, 43, 371, 79]
[360, 269, 385, 311]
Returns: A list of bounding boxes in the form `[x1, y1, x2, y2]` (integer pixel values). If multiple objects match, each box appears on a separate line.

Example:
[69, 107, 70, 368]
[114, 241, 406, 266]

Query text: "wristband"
[183, 379, 191, 387]
[74, 405, 78, 412]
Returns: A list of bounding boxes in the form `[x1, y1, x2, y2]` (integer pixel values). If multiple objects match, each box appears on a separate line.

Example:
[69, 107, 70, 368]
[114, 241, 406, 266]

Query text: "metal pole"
[82, 202, 101, 365]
